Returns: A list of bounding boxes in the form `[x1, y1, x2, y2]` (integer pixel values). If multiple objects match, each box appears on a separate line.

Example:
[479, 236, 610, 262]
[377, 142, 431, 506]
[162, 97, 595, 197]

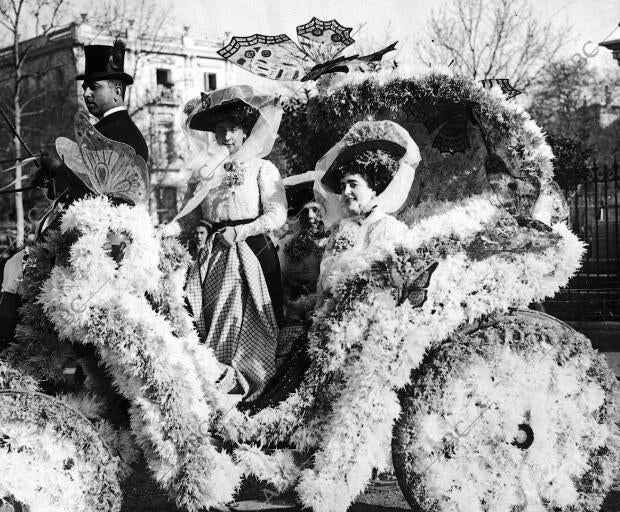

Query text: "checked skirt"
[185, 235, 279, 402]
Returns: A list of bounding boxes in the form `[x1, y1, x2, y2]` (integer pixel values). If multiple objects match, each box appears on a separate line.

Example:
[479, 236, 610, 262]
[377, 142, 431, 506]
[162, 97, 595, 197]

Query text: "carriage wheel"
[0, 390, 122, 512]
[392, 310, 619, 512]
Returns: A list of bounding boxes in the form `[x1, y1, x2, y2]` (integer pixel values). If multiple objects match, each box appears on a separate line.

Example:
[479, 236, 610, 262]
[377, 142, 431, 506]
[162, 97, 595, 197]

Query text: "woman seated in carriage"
[315, 119, 419, 295]
[254, 119, 420, 408]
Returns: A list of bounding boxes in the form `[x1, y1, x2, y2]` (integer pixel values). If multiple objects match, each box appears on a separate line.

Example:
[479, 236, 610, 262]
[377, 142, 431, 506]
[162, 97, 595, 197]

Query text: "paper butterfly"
[218, 17, 397, 82]
[479, 78, 522, 100]
[55, 112, 149, 205]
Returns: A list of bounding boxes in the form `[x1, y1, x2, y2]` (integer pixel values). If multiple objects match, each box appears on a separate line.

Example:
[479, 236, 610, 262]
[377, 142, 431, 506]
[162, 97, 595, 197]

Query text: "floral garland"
[0, 358, 39, 392]
[0, 390, 121, 512]
[211, 196, 591, 512]
[148, 233, 195, 337]
[25, 73, 618, 512]
[39, 196, 242, 511]
[393, 310, 619, 512]
[31, 195, 615, 512]
[5, 229, 80, 386]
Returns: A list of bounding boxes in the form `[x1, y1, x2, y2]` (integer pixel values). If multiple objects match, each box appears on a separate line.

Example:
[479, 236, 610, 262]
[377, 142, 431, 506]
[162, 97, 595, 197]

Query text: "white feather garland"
[36, 192, 591, 512]
[41, 197, 242, 511]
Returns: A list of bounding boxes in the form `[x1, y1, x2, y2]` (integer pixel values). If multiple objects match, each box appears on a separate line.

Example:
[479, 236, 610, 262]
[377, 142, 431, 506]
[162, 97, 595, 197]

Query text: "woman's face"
[339, 173, 376, 216]
[195, 225, 209, 247]
[215, 120, 246, 154]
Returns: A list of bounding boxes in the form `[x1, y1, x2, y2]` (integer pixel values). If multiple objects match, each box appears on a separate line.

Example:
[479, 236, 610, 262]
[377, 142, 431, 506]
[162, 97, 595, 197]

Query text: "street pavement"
[121, 471, 620, 512]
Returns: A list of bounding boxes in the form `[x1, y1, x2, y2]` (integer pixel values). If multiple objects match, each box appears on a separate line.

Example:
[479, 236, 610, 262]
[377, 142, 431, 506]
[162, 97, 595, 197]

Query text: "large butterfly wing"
[57, 112, 149, 204]
[218, 34, 310, 81]
[405, 99, 473, 154]
[55, 137, 97, 193]
[404, 101, 445, 133]
[397, 261, 439, 308]
[296, 17, 354, 63]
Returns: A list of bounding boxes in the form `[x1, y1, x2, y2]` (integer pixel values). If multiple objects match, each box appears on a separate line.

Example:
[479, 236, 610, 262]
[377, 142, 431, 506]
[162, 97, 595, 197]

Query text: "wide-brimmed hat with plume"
[185, 85, 275, 132]
[320, 120, 408, 194]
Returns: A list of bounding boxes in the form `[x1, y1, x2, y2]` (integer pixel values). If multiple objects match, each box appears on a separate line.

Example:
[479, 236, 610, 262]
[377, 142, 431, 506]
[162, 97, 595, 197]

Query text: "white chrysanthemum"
[41, 196, 242, 510]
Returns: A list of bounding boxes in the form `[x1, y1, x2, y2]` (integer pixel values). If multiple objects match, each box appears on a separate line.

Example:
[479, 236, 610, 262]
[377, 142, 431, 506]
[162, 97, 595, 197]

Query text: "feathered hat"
[76, 40, 133, 85]
[186, 85, 273, 132]
[320, 120, 408, 194]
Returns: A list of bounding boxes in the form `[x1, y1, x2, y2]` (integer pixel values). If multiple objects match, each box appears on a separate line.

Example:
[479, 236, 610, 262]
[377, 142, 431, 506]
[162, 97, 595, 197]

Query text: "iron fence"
[545, 159, 620, 321]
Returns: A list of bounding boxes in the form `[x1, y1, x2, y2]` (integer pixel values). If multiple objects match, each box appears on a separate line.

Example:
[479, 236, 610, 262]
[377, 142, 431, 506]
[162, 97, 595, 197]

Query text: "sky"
[171, 0, 620, 74]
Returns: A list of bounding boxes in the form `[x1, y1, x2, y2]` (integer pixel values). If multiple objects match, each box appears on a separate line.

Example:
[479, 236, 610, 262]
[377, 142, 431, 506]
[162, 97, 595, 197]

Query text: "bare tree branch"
[0, 0, 67, 245]
[89, 0, 174, 111]
[423, 0, 568, 87]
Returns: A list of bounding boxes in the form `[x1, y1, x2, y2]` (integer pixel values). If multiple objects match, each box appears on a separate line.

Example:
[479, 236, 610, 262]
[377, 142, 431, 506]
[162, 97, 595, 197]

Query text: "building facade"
[0, 20, 253, 224]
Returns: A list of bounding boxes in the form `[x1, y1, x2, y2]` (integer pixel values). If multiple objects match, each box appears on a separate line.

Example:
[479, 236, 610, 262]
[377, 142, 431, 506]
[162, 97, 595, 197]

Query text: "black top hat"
[321, 139, 406, 194]
[188, 96, 259, 132]
[76, 41, 133, 85]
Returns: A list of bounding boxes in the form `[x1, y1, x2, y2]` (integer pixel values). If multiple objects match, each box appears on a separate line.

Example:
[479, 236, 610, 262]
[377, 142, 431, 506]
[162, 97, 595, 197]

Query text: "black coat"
[37, 108, 149, 233]
[94, 109, 149, 164]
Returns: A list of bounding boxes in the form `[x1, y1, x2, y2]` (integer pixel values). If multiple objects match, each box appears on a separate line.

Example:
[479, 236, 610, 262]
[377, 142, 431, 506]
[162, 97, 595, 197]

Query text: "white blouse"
[318, 208, 410, 293]
[188, 158, 287, 242]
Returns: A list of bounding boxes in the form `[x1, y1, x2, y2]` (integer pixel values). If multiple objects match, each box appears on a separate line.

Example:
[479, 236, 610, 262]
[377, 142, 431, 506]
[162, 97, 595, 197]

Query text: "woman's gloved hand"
[216, 226, 237, 247]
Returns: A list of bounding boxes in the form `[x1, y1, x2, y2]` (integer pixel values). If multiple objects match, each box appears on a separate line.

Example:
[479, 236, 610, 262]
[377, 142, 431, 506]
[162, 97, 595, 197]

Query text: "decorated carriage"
[1, 25, 618, 512]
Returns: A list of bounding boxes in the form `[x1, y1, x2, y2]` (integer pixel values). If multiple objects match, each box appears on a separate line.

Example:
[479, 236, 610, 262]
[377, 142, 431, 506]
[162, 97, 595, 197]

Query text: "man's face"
[82, 80, 120, 118]
[195, 226, 209, 247]
[301, 205, 322, 231]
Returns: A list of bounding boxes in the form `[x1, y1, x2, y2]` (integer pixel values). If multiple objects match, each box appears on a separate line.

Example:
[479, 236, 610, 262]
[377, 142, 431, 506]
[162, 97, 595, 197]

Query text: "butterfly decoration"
[398, 261, 439, 308]
[404, 99, 475, 154]
[217, 17, 397, 82]
[55, 112, 149, 205]
[479, 78, 522, 100]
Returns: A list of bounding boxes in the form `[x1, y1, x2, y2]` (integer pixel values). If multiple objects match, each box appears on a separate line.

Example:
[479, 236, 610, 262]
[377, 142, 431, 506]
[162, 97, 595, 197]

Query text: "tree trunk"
[13, 30, 24, 248]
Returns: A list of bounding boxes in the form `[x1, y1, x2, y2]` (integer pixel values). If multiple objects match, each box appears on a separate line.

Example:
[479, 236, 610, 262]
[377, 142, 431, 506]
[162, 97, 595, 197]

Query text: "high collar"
[101, 105, 128, 118]
[349, 205, 385, 226]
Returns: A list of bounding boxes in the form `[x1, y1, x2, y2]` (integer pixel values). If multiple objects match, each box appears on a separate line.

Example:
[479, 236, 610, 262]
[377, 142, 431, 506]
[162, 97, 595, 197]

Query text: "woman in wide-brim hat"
[178, 85, 287, 403]
[315, 120, 421, 294]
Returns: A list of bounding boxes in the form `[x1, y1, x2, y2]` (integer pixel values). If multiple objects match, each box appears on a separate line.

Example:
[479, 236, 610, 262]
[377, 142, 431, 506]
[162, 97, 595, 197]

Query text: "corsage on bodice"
[195, 157, 287, 241]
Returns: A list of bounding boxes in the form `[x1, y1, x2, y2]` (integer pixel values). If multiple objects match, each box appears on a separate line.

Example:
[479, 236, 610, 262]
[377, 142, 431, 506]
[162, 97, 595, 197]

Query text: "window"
[204, 72, 217, 91]
[55, 67, 64, 86]
[156, 68, 172, 86]
[156, 186, 178, 223]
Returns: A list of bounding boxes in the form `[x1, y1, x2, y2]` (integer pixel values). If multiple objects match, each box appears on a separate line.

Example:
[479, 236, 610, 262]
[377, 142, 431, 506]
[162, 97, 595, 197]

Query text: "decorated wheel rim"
[0, 390, 121, 512]
[392, 309, 619, 512]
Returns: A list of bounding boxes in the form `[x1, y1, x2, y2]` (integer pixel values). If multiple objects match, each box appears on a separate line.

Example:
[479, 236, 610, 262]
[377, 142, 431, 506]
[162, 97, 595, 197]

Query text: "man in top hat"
[78, 40, 148, 163]
[37, 40, 149, 231]
[0, 41, 150, 350]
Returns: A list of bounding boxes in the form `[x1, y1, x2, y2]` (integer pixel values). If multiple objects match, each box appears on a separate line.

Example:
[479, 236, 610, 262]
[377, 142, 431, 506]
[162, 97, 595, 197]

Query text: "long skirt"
[185, 232, 282, 401]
